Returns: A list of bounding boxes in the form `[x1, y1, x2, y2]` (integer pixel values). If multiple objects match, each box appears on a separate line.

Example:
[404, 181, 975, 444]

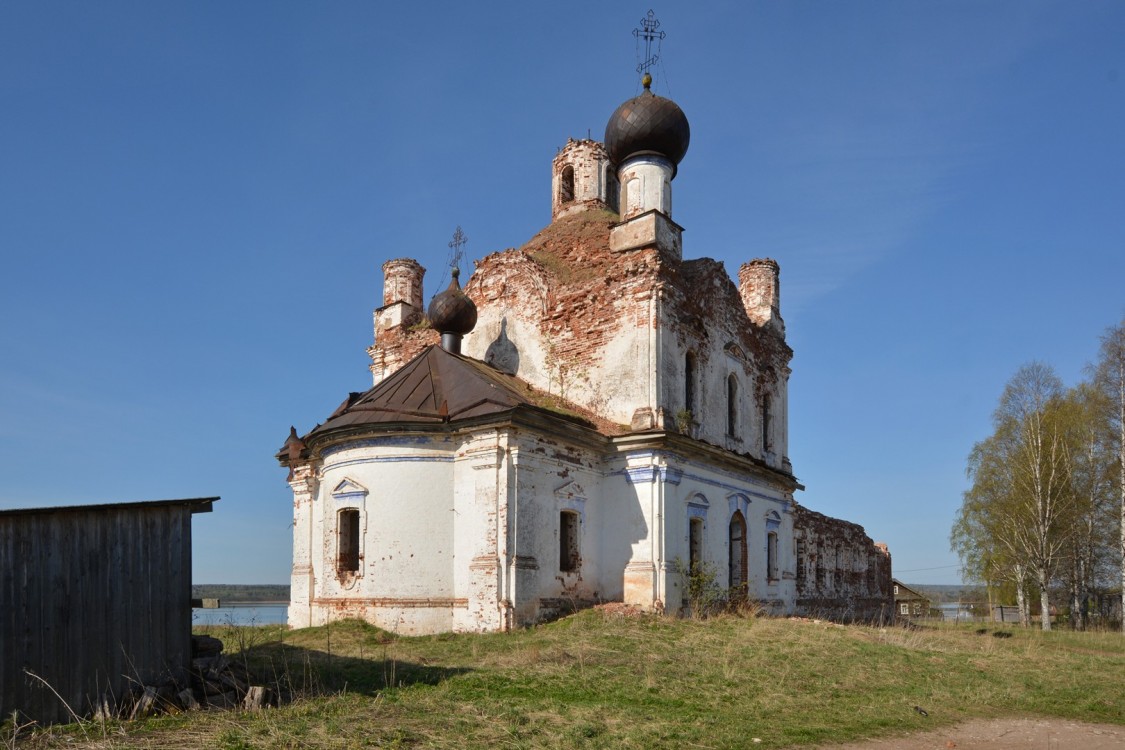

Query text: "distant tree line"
[951, 317, 1125, 631]
[192, 584, 290, 603]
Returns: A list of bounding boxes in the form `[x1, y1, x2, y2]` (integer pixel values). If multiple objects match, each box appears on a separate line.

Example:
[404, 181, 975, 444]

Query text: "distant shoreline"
[191, 585, 291, 604]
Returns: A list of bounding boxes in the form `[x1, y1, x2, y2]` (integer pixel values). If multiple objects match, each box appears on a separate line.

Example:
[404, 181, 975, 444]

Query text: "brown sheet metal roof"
[307, 345, 600, 438]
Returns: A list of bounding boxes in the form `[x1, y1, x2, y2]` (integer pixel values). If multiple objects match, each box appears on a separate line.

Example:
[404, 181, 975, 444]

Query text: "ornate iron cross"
[634, 10, 666, 76]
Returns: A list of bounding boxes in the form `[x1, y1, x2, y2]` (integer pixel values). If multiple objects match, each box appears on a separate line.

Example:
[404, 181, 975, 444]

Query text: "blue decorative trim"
[323, 436, 440, 458]
[324, 455, 454, 472]
[727, 493, 750, 519]
[765, 511, 782, 531]
[624, 466, 656, 484]
[686, 492, 709, 510]
[615, 450, 778, 492]
[624, 465, 684, 485]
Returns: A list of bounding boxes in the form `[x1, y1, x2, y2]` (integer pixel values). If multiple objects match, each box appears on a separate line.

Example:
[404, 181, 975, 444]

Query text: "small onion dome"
[604, 74, 690, 171]
[427, 267, 477, 336]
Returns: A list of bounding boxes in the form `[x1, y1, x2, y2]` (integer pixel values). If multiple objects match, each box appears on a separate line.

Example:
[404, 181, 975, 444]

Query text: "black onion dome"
[427, 268, 477, 336]
[604, 80, 690, 169]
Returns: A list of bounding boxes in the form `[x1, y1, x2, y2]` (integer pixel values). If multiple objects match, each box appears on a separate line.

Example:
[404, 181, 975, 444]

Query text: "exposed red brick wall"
[792, 503, 893, 623]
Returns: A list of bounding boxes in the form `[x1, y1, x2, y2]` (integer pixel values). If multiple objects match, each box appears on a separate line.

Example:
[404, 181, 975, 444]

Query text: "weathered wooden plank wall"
[0, 498, 214, 724]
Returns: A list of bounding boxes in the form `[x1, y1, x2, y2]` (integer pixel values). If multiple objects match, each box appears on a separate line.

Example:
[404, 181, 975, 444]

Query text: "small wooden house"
[892, 579, 930, 619]
[0, 497, 216, 724]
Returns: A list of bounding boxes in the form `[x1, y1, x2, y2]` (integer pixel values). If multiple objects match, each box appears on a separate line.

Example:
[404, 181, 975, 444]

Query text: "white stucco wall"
[300, 435, 460, 633]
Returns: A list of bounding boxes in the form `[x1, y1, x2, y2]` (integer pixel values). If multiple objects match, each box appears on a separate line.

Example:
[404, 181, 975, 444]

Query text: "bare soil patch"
[814, 717, 1125, 749]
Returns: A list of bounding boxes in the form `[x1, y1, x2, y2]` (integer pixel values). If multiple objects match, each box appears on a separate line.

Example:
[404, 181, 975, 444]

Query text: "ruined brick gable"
[664, 258, 792, 393]
[462, 209, 668, 425]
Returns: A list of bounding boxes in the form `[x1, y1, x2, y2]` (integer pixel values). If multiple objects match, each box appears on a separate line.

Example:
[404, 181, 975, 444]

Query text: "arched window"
[559, 165, 575, 203]
[685, 352, 696, 414]
[761, 395, 772, 452]
[728, 511, 747, 599]
[726, 374, 738, 437]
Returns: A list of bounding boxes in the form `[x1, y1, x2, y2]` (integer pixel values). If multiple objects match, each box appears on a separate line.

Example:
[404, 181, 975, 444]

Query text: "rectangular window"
[560, 511, 579, 572]
[337, 508, 360, 573]
[689, 517, 703, 573]
[767, 531, 778, 581]
[900, 603, 910, 615]
[894, 585, 899, 595]
[795, 540, 806, 582]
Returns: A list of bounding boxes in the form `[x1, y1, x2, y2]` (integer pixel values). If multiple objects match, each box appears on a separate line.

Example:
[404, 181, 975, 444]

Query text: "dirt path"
[814, 717, 1125, 749]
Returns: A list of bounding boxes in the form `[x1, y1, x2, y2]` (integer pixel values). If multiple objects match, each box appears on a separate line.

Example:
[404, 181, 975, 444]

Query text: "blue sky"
[2, 2, 1122, 586]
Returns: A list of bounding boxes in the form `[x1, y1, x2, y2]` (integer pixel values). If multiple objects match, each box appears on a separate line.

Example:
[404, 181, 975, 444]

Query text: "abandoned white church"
[279, 73, 893, 634]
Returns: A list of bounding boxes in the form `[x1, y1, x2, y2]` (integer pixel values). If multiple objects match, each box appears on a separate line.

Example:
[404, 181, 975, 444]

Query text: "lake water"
[937, 602, 981, 621]
[192, 603, 288, 627]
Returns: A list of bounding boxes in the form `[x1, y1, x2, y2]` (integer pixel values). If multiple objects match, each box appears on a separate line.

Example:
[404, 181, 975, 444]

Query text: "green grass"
[8, 612, 1124, 749]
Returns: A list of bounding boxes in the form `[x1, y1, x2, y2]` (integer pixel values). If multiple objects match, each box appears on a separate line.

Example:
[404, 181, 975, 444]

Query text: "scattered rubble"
[100, 634, 277, 720]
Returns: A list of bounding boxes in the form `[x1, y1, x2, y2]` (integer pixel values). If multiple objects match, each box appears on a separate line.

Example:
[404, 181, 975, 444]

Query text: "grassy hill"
[13, 609, 1125, 748]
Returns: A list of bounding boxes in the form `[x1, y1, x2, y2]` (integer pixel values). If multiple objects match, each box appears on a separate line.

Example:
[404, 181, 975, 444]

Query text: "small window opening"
[795, 540, 806, 582]
[726, 374, 738, 437]
[560, 511, 579, 571]
[767, 531, 778, 581]
[560, 166, 575, 203]
[337, 509, 360, 574]
[606, 165, 619, 213]
[900, 603, 910, 616]
[689, 517, 703, 574]
[761, 395, 771, 452]
[685, 352, 696, 413]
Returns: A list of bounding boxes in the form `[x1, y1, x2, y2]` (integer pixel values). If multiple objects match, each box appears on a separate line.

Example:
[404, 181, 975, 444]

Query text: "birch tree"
[1093, 317, 1125, 632]
[953, 363, 1075, 629]
[1059, 383, 1115, 630]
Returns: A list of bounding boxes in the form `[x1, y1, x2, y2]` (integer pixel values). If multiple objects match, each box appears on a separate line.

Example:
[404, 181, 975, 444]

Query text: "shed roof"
[0, 496, 218, 518]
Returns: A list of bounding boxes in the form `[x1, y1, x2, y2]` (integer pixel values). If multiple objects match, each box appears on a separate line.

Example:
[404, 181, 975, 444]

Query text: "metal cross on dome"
[633, 9, 666, 76]
[448, 225, 467, 273]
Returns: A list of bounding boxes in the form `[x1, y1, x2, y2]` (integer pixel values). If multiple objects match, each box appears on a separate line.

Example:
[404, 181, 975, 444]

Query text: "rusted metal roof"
[605, 88, 690, 168]
[306, 345, 588, 438]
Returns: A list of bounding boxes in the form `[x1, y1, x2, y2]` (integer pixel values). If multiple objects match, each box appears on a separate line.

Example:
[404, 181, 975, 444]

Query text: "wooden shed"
[0, 496, 217, 724]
